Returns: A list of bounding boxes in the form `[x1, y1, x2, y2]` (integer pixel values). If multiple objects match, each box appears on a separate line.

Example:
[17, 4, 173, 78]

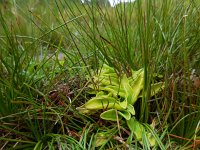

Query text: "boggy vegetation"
[0, 0, 200, 149]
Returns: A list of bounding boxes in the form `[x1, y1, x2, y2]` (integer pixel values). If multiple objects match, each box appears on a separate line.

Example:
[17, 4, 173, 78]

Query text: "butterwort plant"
[77, 64, 164, 146]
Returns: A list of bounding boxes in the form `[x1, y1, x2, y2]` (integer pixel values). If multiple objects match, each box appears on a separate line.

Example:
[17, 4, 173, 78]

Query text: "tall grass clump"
[0, 0, 199, 149]
[0, 1, 91, 149]
[60, 0, 200, 148]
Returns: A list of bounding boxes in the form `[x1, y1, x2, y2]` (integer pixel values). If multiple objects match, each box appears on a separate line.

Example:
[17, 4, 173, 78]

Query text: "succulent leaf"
[100, 109, 122, 121]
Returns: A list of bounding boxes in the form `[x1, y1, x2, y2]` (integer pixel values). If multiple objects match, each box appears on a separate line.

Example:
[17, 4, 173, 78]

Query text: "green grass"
[0, 0, 200, 149]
